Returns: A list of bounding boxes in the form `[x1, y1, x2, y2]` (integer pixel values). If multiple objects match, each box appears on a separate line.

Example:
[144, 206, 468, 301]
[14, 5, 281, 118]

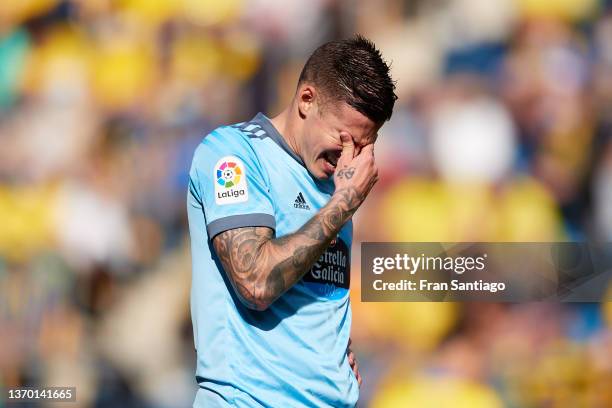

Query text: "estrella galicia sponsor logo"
[214, 156, 249, 205]
[294, 192, 311, 210]
[303, 238, 350, 299]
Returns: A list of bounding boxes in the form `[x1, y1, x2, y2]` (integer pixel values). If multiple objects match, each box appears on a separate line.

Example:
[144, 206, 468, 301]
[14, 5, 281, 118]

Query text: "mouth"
[322, 151, 340, 171]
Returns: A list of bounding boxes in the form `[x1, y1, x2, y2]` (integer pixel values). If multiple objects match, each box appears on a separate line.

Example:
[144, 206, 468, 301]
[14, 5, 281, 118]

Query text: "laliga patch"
[214, 156, 249, 205]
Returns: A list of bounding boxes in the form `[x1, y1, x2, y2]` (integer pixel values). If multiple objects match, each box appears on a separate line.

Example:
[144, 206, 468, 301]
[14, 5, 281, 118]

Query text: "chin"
[309, 166, 330, 180]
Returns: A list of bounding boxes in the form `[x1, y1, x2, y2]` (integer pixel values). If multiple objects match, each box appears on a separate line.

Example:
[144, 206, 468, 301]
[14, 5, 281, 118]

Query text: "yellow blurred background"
[1, 0, 612, 407]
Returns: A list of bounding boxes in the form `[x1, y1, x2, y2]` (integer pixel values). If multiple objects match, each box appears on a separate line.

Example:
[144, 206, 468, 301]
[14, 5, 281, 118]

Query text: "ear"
[297, 84, 316, 119]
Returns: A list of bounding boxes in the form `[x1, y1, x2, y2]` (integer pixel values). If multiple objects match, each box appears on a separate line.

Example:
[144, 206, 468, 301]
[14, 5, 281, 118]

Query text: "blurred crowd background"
[1, 0, 612, 407]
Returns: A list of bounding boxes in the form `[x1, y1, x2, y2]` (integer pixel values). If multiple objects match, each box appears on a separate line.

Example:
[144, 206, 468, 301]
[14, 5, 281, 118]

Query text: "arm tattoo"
[212, 187, 363, 310]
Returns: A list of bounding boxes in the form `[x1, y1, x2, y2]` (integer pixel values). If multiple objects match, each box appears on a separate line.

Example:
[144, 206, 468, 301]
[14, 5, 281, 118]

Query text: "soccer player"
[187, 36, 397, 407]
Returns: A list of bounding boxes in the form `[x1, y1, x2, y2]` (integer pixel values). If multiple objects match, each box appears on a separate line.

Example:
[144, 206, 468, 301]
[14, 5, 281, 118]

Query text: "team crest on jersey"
[214, 156, 249, 205]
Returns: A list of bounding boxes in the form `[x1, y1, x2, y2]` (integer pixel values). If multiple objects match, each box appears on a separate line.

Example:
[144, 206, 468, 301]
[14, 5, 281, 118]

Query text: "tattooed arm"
[212, 188, 360, 310]
[213, 135, 377, 311]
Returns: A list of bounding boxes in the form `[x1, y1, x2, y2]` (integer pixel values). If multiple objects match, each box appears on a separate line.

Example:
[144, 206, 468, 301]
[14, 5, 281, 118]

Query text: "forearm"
[260, 188, 360, 302]
[213, 187, 361, 310]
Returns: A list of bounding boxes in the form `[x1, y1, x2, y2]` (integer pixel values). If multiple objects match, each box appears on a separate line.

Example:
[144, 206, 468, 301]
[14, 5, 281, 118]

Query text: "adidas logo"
[294, 192, 311, 210]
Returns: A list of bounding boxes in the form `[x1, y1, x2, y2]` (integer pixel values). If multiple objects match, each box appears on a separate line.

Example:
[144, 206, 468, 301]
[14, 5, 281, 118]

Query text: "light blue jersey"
[187, 113, 358, 407]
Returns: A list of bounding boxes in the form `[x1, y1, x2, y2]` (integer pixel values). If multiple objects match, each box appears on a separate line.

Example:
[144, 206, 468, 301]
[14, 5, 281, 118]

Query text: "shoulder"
[192, 124, 262, 168]
[190, 122, 275, 188]
[198, 124, 255, 155]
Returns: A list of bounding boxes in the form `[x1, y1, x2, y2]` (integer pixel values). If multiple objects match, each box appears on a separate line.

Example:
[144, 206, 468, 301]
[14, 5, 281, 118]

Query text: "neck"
[269, 102, 302, 159]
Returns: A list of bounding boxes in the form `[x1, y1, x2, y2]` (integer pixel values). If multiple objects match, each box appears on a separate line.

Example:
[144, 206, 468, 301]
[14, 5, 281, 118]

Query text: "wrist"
[330, 187, 361, 219]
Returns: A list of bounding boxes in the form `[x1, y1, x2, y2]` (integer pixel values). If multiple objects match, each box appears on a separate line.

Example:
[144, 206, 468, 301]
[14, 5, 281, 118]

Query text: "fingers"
[356, 143, 377, 186]
[360, 143, 374, 158]
[348, 350, 362, 387]
[339, 133, 355, 164]
[347, 341, 362, 388]
[333, 138, 377, 212]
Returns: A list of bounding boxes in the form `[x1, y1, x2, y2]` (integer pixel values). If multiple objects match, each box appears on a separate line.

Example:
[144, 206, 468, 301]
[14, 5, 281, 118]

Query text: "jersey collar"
[252, 112, 306, 168]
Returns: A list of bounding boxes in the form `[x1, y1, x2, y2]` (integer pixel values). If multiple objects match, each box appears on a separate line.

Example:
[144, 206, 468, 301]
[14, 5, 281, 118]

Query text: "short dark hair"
[298, 35, 397, 124]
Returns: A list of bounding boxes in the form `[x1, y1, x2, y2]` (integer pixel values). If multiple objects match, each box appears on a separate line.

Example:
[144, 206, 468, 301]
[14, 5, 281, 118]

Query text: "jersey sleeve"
[189, 126, 275, 239]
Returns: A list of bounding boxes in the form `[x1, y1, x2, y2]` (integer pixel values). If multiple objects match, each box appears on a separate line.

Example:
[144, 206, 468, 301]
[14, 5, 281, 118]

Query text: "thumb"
[339, 133, 355, 164]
